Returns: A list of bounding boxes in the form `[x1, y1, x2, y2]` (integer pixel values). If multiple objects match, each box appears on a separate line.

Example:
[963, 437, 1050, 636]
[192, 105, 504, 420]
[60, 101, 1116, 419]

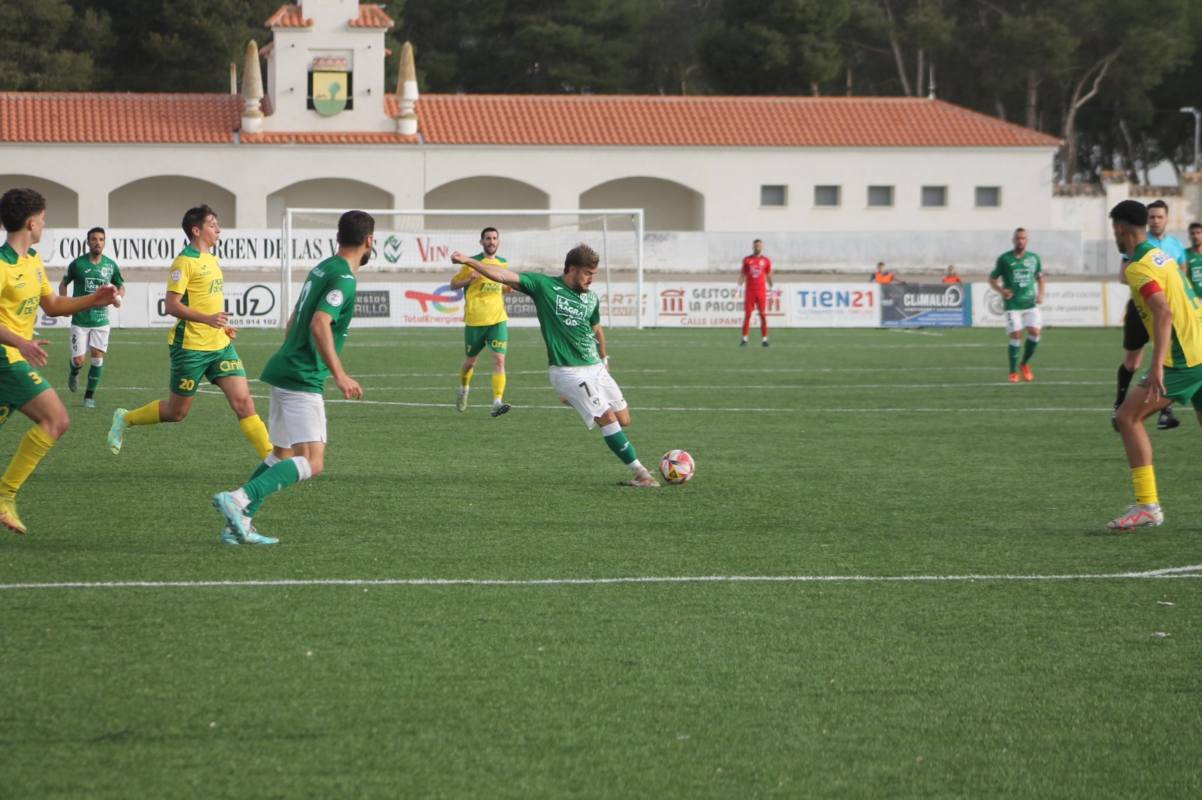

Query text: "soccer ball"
[659, 450, 695, 484]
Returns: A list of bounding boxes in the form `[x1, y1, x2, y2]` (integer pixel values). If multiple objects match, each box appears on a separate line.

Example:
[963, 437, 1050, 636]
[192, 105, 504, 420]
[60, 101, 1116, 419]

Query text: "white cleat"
[1106, 503, 1164, 531]
[624, 469, 660, 488]
[456, 387, 469, 412]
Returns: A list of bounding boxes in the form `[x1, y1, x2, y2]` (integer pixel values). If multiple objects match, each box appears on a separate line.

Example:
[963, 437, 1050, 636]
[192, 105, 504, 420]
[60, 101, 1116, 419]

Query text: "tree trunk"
[916, 49, 925, 97]
[881, 0, 913, 95]
[1118, 117, 1140, 184]
[1060, 49, 1121, 183]
[1025, 70, 1039, 130]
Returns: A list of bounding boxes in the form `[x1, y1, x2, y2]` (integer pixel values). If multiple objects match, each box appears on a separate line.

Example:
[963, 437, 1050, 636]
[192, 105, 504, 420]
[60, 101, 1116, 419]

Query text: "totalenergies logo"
[404, 284, 462, 313]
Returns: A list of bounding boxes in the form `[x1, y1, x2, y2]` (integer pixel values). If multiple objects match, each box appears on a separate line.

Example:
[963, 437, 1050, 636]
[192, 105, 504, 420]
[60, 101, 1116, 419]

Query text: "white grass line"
[3, 567, 1202, 592]
[350, 381, 1110, 391]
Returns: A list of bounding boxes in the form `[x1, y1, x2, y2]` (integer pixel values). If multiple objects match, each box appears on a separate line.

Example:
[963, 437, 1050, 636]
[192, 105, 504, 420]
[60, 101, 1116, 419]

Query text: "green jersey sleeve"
[990, 256, 1004, 279]
[316, 274, 356, 318]
[110, 261, 124, 287]
[517, 271, 545, 297]
[589, 301, 600, 327]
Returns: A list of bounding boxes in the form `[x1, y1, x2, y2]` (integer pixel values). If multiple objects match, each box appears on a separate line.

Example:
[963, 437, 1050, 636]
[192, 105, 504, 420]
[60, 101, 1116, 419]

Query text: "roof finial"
[240, 39, 265, 134]
[397, 41, 418, 136]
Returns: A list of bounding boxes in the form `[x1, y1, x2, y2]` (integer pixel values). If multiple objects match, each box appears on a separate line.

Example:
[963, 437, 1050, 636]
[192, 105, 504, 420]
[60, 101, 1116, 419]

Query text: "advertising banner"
[147, 282, 281, 328]
[971, 282, 1106, 327]
[653, 283, 785, 328]
[788, 284, 881, 327]
[1104, 281, 1130, 327]
[880, 282, 969, 327]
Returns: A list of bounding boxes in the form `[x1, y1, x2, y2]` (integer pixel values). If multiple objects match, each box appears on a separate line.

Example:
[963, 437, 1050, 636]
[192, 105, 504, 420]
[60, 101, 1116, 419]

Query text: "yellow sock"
[0, 426, 57, 498]
[124, 400, 161, 427]
[1132, 465, 1158, 505]
[238, 414, 272, 459]
[491, 372, 507, 402]
[460, 367, 474, 388]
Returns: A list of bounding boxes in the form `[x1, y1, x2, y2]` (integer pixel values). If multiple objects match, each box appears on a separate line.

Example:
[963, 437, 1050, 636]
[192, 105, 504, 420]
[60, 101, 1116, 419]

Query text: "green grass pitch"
[2, 325, 1200, 798]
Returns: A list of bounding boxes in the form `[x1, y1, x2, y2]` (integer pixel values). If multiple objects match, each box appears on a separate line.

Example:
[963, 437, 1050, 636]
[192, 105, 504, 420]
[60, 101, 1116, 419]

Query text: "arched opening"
[423, 176, 550, 230]
[109, 176, 236, 228]
[267, 179, 393, 229]
[0, 175, 79, 227]
[580, 177, 704, 231]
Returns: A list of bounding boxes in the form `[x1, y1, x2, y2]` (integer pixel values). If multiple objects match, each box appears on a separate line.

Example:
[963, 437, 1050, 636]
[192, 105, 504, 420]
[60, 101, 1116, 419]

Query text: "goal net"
[280, 208, 646, 328]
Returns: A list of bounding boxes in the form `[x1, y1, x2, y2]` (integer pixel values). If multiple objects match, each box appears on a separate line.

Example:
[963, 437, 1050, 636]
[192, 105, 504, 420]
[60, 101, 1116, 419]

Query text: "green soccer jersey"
[991, 250, 1042, 311]
[1185, 250, 1202, 296]
[517, 271, 601, 367]
[261, 256, 357, 393]
[63, 254, 123, 327]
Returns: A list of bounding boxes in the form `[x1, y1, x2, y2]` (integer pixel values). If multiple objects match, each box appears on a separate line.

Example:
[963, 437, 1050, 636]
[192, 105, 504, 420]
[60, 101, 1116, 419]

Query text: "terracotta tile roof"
[265, 4, 312, 28]
[415, 95, 1063, 148]
[0, 92, 240, 143]
[350, 5, 394, 28]
[242, 131, 416, 144]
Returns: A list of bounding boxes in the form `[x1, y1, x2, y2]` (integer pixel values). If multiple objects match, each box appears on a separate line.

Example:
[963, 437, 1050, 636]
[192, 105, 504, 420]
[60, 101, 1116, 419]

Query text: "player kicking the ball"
[451, 244, 659, 487]
[212, 210, 370, 544]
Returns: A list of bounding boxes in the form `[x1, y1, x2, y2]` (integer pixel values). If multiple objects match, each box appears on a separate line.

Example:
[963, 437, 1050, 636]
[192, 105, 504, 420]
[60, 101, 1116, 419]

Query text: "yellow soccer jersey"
[1125, 241, 1202, 368]
[454, 253, 509, 327]
[0, 243, 53, 365]
[166, 246, 229, 352]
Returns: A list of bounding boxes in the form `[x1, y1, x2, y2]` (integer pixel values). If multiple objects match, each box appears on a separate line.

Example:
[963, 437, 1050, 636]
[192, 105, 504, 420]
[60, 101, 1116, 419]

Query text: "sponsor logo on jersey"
[170, 269, 182, 283]
[326, 289, 344, 307]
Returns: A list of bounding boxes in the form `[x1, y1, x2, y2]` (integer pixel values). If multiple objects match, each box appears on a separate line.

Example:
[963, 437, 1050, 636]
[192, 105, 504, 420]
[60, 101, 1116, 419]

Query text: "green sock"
[603, 429, 638, 465]
[86, 364, 103, 394]
[244, 458, 274, 517]
[69, 362, 81, 379]
[1022, 337, 1039, 364]
[243, 458, 302, 507]
[1008, 342, 1021, 372]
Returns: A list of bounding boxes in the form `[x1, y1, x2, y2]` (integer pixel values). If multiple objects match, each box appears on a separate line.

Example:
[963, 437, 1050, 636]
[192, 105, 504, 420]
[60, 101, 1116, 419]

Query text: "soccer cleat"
[107, 408, 129, 454]
[1008, 373, 1020, 383]
[739, 339, 748, 347]
[212, 491, 251, 541]
[221, 524, 278, 546]
[490, 402, 511, 418]
[1020, 364, 1034, 382]
[625, 469, 661, 488]
[1111, 408, 1120, 432]
[83, 398, 96, 409]
[456, 387, 469, 412]
[67, 370, 78, 393]
[0, 499, 26, 535]
[1106, 503, 1164, 531]
[762, 339, 769, 348]
[1157, 407, 1180, 430]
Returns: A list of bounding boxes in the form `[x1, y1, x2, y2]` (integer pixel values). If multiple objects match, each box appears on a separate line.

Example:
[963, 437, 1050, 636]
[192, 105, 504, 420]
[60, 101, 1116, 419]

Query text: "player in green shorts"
[60, 226, 125, 408]
[451, 244, 659, 487]
[212, 211, 371, 544]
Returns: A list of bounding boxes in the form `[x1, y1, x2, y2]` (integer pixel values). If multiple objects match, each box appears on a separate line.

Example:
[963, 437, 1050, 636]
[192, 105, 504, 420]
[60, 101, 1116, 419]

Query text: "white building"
[2, 0, 1188, 274]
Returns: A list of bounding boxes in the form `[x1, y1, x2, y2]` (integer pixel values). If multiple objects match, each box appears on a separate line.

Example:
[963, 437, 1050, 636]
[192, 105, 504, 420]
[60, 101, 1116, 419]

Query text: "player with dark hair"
[213, 210, 372, 544]
[1106, 200, 1202, 530]
[0, 188, 118, 534]
[989, 228, 1045, 382]
[1184, 222, 1202, 294]
[739, 238, 773, 347]
[451, 243, 659, 487]
[451, 226, 511, 416]
[107, 205, 272, 463]
[60, 226, 124, 407]
[1113, 199, 1185, 431]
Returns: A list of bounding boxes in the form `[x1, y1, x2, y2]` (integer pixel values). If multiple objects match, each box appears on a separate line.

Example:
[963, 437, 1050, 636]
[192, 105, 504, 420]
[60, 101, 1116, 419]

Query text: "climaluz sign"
[880, 283, 970, 327]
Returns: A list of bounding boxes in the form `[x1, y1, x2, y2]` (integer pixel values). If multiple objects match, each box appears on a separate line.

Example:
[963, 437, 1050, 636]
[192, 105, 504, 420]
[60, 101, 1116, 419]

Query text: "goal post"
[280, 207, 646, 328]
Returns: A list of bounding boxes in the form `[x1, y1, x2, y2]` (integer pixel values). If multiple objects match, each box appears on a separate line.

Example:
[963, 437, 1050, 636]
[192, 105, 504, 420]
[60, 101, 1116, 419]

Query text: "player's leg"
[67, 325, 87, 393]
[0, 371, 67, 534]
[489, 323, 510, 417]
[1019, 310, 1041, 381]
[459, 326, 485, 412]
[83, 326, 111, 408]
[1108, 382, 1173, 530]
[205, 344, 271, 458]
[757, 294, 769, 345]
[109, 347, 200, 453]
[571, 365, 657, 487]
[1004, 312, 1022, 382]
[1115, 300, 1147, 427]
[740, 300, 753, 345]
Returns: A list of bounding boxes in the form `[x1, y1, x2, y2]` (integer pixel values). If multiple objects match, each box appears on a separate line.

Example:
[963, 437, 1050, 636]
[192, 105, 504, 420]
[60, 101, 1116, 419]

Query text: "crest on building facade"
[310, 56, 350, 116]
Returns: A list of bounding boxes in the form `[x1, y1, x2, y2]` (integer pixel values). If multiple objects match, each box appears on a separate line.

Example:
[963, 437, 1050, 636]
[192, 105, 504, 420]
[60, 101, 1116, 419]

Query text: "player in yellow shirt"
[451, 226, 511, 416]
[0, 188, 119, 534]
[1108, 200, 1202, 530]
[106, 204, 271, 462]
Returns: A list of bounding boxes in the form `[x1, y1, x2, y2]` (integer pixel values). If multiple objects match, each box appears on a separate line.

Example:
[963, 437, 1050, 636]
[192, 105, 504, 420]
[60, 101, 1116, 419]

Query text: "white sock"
[230, 488, 250, 508]
[292, 456, 313, 482]
[263, 452, 281, 468]
[600, 421, 621, 436]
[629, 459, 645, 474]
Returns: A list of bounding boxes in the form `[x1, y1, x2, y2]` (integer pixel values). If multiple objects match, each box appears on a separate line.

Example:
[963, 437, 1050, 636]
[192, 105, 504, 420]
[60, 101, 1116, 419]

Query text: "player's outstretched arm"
[310, 311, 362, 400]
[40, 284, 119, 317]
[450, 251, 521, 290]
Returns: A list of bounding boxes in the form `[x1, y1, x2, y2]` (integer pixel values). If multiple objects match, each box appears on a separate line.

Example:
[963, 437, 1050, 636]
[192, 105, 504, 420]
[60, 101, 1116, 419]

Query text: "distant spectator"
[942, 265, 962, 284]
[870, 262, 896, 284]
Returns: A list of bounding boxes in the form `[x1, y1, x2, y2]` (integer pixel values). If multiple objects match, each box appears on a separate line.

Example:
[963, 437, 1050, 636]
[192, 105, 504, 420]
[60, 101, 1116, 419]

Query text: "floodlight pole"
[1181, 106, 1201, 173]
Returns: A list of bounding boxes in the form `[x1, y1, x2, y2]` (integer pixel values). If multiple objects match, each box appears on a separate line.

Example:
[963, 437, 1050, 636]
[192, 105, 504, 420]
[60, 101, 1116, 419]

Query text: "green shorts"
[1143, 363, 1202, 410]
[169, 343, 246, 397]
[464, 321, 508, 357]
[0, 360, 52, 425]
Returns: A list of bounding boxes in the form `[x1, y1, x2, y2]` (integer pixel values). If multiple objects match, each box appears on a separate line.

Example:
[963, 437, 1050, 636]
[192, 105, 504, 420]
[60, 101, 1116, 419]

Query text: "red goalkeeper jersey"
[742, 255, 771, 293]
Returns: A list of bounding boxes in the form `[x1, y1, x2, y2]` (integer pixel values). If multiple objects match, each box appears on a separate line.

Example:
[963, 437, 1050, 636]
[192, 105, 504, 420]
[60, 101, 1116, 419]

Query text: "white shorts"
[549, 363, 629, 430]
[267, 386, 327, 447]
[70, 325, 110, 358]
[1004, 308, 1041, 334]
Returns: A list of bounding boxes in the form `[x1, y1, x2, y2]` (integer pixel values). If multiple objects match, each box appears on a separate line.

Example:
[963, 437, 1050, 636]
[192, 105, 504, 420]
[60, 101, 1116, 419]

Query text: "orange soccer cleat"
[1008, 372, 1021, 383]
[1020, 364, 1034, 382]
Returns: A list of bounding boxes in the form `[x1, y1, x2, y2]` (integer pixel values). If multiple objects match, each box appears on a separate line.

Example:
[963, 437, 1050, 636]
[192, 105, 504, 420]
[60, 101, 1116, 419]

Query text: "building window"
[760, 185, 787, 207]
[867, 185, 894, 207]
[814, 185, 841, 207]
[975, 186, 1002, 207]
[921, 186, 947, 207]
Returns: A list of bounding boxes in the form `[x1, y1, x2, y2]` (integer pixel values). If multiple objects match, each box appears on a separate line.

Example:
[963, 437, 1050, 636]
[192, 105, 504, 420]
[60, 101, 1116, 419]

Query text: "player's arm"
[593, 323, 608, 364]
[41, 285, 118, 317]
[0, 324, 49, 367]
[112, 265, 126, 299]
[449, 268, 477, 290]
[1036, 272, 1046, 305]
[988, 273, 1012, 299]
[450, 252, 521, 289]
[310, 310, 362, 400]
[164, 292, 227, 329]
[766, 261, 774, 288]
[58, 267, 71, 297]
